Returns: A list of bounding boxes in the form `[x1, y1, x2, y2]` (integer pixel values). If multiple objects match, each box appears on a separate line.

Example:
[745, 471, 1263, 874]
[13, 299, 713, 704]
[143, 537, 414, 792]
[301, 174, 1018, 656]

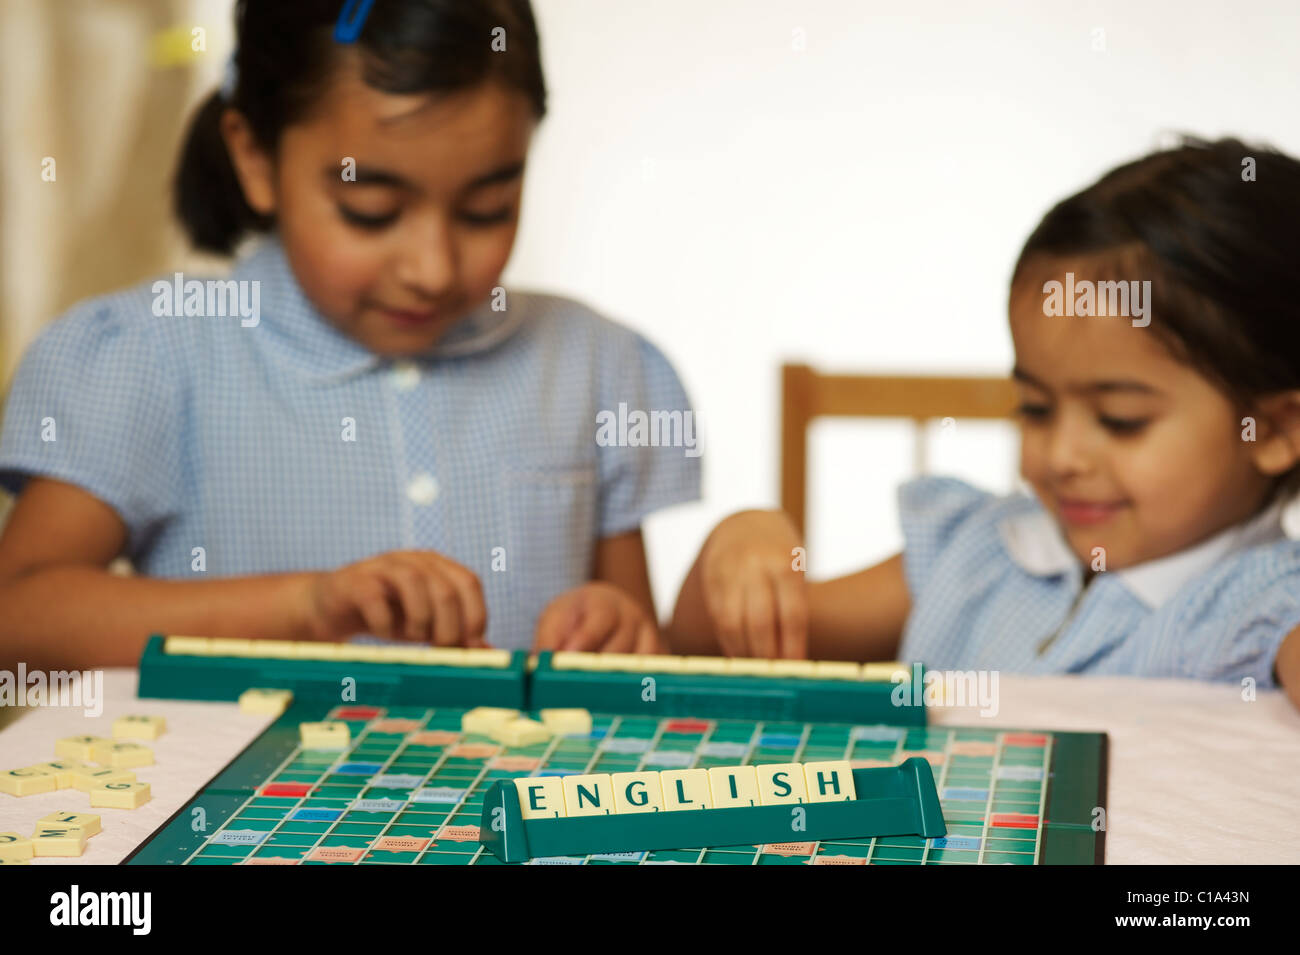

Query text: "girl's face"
[227, 56, 536, 356]
[1009, 258, 1278, 572]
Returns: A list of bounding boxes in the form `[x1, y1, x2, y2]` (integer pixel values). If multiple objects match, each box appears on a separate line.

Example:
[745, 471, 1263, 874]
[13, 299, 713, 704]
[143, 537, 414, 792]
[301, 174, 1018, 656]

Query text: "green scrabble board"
[126, 700, 1106, 865]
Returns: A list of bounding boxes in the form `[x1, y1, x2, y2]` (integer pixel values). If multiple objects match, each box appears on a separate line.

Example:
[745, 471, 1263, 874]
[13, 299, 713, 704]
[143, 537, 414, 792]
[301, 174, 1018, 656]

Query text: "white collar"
[998, 492, 1289, 609]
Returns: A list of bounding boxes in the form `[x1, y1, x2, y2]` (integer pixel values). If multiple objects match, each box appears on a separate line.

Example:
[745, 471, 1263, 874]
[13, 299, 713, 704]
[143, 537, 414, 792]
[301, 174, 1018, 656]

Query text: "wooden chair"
[780, 364, 1017, 535]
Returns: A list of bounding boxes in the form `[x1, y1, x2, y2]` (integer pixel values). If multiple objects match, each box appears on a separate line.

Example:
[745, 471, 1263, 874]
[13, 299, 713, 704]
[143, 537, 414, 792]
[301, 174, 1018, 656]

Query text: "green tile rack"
[528, 651, 928, 724]
[477, 756, 946, 862]
[135, 634, 529, 708]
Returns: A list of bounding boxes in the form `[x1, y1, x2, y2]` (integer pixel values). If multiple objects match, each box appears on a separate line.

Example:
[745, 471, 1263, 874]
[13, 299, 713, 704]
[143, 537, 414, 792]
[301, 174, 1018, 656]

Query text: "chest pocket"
[495, 456, 599, 646]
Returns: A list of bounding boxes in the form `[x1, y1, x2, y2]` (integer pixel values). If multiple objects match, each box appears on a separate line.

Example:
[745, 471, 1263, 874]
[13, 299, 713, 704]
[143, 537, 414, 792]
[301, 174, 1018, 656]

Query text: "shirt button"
[406, 473, 440, 505]
[390, 360, 420, 391]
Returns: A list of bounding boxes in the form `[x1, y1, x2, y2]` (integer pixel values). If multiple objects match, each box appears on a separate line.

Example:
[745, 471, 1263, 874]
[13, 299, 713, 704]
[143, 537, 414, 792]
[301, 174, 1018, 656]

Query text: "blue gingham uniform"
[897, 475, 1300, 688]
[0, 235, 701, 649]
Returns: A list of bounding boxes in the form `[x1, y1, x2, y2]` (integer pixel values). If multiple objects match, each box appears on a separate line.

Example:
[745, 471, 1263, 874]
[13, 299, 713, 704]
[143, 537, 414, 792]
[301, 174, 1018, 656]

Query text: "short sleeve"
[896, 475, 996, 602]
[1197, 577, 1300, 690]
[595, 333, 702, 537]
[0, 299, 185, 558]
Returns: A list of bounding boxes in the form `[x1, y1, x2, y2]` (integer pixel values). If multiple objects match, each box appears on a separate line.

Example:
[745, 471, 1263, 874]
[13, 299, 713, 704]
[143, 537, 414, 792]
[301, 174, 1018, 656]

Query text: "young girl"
[670, 136, 1300, 709]
[0, 0, 699, 669]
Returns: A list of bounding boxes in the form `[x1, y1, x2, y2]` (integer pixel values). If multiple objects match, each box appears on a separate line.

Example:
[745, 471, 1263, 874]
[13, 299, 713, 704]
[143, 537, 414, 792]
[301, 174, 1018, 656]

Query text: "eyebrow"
[1011, 365, 1163, 396]
[325, 160, 526, 192]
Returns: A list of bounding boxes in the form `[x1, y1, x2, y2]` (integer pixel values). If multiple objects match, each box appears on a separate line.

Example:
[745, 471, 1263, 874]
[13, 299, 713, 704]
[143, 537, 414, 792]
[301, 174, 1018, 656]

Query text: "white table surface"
[2, 669, 1298, 864]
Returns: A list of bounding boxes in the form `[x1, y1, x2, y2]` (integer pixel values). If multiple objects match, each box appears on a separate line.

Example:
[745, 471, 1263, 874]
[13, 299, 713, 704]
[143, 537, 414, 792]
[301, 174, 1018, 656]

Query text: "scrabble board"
[125, 700, 1106, 865]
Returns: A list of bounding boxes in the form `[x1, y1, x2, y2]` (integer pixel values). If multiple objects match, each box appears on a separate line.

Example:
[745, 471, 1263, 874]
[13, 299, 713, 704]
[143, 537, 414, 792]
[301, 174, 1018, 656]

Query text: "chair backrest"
[780, 364, 1017, 535]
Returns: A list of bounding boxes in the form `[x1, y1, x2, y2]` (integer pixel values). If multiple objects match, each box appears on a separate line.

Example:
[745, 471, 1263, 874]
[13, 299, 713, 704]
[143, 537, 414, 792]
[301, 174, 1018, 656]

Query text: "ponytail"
[172, 91, 272, 256]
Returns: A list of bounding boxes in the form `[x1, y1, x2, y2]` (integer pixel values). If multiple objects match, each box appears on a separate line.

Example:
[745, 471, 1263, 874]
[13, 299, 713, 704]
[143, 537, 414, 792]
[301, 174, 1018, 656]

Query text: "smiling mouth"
[377, 305, 441, 327]
[1057, 497, 1128, 525]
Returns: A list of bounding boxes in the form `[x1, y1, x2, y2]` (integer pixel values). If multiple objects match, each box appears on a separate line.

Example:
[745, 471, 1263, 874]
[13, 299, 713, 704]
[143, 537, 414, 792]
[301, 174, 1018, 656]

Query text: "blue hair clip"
[335, 0, 377, 43]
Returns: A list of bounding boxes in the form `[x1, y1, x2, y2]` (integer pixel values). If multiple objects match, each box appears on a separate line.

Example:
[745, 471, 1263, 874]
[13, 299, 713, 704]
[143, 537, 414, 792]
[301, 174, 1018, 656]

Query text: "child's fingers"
[562, 599, 618, 651]
[353, 576, 398, 641]
[743, 580, 778, 659]
[634, 620, 662, 655]
[440, 562, 487, 646]
[425, 571, 464, 647]
[710, 585, 747, 657]
[382, 558, 433, 642]
[773, 573, 809, 660]
[532, 598, 575, 651]
[603, 616, 640, 654]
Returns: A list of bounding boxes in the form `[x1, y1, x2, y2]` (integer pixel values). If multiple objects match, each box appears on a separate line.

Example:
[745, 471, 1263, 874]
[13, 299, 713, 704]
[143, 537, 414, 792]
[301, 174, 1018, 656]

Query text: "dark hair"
[1011, 135, 1300, 502]
[174, 0, 546, 254]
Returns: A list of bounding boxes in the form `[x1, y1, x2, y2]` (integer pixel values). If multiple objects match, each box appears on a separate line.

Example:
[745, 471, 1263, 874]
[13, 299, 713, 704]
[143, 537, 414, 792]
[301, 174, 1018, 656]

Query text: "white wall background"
[503, 0, 1300, 615]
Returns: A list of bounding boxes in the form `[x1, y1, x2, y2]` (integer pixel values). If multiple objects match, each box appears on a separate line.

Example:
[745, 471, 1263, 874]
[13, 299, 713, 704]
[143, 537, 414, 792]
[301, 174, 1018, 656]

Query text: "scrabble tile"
[768, 660, 817, 678]
[562, 774, 615, 816]
[36, 811, 101, 838]
[812, 661, 862, 681]
[550, 651, 601, 671]
[29, 759, 94, 789]
[681, 656, 731, 674]
[638, 654, 687, 673]
[461, 648, 511, 668]
[415, 646, 470, 666]
[54, 735, 109, 760]
[0, 858, 29, 865]
[460, 707, 520, 735]
[725, 658, 774, 676]
[290, 642, 344, 660]
[163, 636, 211, 655]
[611, 771, 665, 814]
[803, 760, 856, 802]
[612, 653, 656, 672]
[207, 638, 256, 656]
[538, 708, 593, 736]
[353, 643, 395, 661]
[660, 769, 713, 811]
[89, 781, 151, 809]
[245, 640, 299, 658]
[490, 718, 552, 747]
[0, 767, 57, 796]
[113, 714, 166, 740]
[332, 643, 385, 662]
[70, 767, 136, 793]
[756, 763, 808, 805]
[299, 722, 350, 749]
[707, 765, 761, 808]
[515, 776, 566, 819]
[861, 661, 911, 683]
[366, 645, 418, 662]
[0, 832, 33, 860]
[90, 741, 154, 769]
[31, 827, 88, 857]
[375, 646, 435, 664]
[239, 688, 293, 715]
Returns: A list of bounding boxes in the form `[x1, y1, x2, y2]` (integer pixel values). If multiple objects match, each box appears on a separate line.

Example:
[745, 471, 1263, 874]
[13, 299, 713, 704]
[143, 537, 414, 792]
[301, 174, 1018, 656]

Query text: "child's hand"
[698, 510, 808, 659]
[533, 582, 665, 654]
[304, 551, 488, 646]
